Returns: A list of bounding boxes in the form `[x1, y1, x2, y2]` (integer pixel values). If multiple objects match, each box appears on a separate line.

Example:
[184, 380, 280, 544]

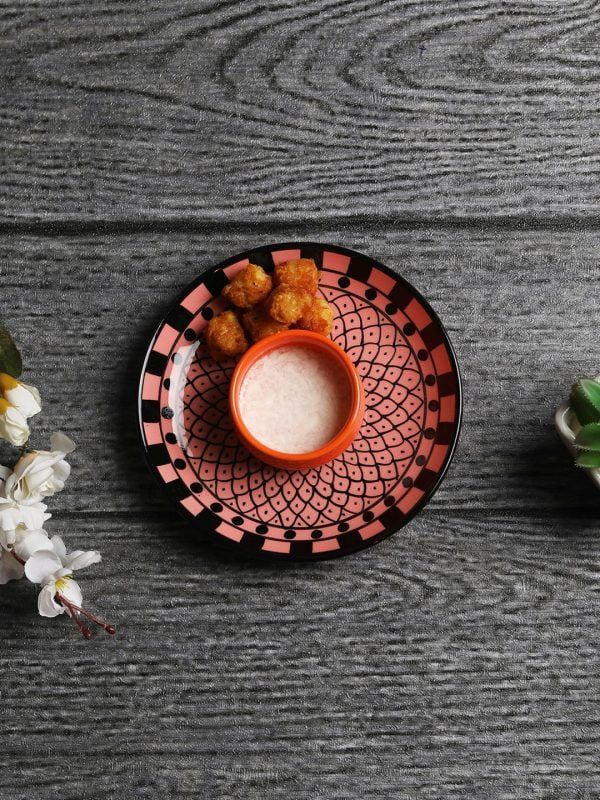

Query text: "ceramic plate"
[138, 243, 462, 560]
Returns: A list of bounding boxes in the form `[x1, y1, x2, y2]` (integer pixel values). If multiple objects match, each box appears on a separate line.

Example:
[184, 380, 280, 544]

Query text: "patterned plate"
[138, 243, 462, 560]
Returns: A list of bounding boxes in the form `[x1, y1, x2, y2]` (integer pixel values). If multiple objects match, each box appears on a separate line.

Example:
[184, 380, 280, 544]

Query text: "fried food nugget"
[205, 311, 248, 361]
[242, 306, 288, 342]
[297, 297, 334, 337]
[273, 258, 319, 296]
[222, 263, 272, 309]
[265, 284, 313, 325]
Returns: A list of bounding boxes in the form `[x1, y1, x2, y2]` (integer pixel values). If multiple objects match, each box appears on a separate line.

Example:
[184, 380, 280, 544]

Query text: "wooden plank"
[1, 225, 598, 518]
[1, 511, 600, 799]
[1, 1, 600, 223]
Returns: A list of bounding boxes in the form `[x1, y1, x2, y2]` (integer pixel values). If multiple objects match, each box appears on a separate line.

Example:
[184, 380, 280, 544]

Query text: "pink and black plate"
[138, 243, 462, 560]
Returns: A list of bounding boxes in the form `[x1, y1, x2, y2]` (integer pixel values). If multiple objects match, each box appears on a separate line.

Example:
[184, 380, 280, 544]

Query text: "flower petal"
[0, 500, 50, 545]
[14, 530, 51, 560]
[60, 577, 83, 608]
[50, 432, 76, 454]
[24, 549, 61, 584]
[5, 383, 42, 418]
[38, 584, 63, 617]
[0, 407, 29, 447]
[49, 535, 67, 562]
[17, 502, 50, 530]
[64, 549, 102, 571]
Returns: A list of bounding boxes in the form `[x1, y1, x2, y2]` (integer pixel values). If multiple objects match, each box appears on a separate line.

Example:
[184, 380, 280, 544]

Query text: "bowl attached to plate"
[229, 330, 365, 470]
[138, 242, 462, 560]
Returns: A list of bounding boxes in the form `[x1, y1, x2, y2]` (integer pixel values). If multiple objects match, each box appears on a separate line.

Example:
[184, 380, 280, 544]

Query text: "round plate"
[138, 243, 462, 560]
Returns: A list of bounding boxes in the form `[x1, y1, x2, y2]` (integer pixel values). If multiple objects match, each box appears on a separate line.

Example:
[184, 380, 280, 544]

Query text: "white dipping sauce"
[238, 345, 351, 454]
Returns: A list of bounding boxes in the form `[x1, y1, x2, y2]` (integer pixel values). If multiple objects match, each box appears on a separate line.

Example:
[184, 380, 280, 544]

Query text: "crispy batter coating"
[273, 258, 319, 296]
[205, 311, 248, 361]
[296, 296, 334, 337]
[222, 263, 272, 309]
[242, 306, 288, 342]
[265, 285, 313, 325]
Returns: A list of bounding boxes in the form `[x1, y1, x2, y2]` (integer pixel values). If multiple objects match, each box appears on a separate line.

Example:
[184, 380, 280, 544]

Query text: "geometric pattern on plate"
[139, 243, 461, 560]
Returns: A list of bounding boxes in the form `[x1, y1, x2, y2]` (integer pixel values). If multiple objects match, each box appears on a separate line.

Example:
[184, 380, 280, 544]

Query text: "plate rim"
[137, 241, 463, 560]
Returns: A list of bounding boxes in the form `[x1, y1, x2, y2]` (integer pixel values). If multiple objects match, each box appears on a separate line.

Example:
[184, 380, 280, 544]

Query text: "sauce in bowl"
[238, 345, 351, 454]
[229, 330, 365, 470]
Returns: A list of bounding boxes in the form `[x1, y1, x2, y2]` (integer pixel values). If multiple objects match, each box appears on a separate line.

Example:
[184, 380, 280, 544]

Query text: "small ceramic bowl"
[229, 330, 366, 470]
[554, 375, 600, 490]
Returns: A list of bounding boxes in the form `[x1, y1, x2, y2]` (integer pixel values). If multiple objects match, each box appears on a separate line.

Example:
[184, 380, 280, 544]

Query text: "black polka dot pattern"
[140, 243, 461, 561]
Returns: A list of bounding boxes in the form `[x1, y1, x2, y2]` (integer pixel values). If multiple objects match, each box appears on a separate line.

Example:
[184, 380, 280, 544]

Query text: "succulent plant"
[570, 378, 600, 469]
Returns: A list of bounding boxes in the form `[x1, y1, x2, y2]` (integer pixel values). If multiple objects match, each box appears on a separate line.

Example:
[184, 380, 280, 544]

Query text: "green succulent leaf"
[576, 450, 600, 469]
[574, 423, 600, 452]
[0, 323, 22, 379]
[570, 377, 600, 425]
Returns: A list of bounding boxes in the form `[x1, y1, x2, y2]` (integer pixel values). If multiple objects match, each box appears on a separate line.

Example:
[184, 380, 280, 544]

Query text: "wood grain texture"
[2, 0, 600, 223]
[1, 225, 600, 797]
[3, 226, 599, 517]
[2, 1, 600, 797]
[2, 510, 600, 800]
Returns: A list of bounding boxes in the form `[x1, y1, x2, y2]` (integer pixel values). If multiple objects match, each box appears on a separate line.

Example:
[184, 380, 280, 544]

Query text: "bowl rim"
[229, 330, 365, 468]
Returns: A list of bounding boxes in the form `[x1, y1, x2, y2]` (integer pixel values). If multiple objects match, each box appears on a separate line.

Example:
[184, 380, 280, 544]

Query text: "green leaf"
[0, 323, 22, 378]
[576, 450, 600, 469]
[570, 378, 600, 425]
[574, 422, 600, 451]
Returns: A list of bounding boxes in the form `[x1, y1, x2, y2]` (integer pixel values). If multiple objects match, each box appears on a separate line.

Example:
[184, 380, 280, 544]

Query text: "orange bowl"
[229, 330, 365, 470]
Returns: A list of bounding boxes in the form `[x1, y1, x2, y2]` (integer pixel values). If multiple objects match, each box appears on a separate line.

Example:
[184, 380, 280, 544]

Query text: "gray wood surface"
[1, 2, 600, 799]
[3, 0, 600, 224]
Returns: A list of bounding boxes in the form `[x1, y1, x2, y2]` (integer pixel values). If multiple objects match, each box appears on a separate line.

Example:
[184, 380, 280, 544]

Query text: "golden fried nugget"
[265, 285, 313, 325]
[205, 311, 248, 361]
[273, 258, 319, 296]
[222, 263, 272, 309]
[297, 297, 334, 337]
[242, 306, 288, 342]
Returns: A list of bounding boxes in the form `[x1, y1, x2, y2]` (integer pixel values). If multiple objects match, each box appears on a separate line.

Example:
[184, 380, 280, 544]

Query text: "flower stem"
[56, 592, 116, 637]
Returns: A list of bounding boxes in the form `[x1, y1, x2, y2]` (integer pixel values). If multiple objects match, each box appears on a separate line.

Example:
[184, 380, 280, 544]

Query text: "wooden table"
[2, 2, 600, 798]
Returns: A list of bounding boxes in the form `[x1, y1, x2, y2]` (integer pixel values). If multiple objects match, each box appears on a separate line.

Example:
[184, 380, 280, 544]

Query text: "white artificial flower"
[0, 527, 52, 584]
[2, 378, 41, 418]
[24, 535, 101, 618]
[0, 403, 30, 447]
[0, 465, 50, 548]
[3, 432, 76, 506]
[0, 373, 41, 447]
